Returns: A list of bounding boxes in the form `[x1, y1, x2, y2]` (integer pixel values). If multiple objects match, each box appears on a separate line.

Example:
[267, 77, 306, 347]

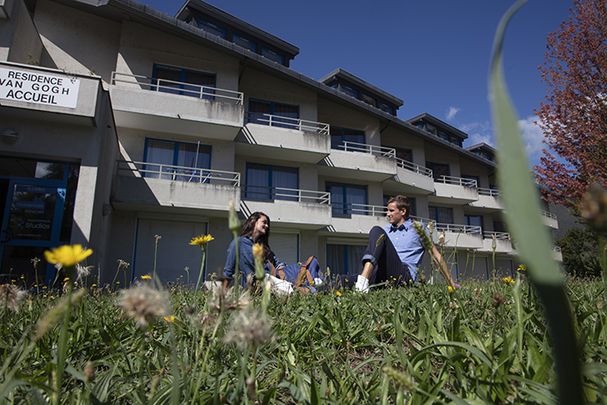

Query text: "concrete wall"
[317, 96, 380, 145]
[381, 126, 426, 166]
[116, 21, 239, 92]
[33, 0, 121, 83]
[0, 0, 43, 64]
[241, 67, 318, 122]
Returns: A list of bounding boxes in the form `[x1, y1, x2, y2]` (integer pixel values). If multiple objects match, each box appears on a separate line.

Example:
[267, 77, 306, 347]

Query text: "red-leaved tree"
[535, 0, 607, 211]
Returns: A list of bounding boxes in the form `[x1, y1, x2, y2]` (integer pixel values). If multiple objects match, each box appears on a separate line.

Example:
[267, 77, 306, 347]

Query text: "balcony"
[429, 176, 479, 204]
[237, 113, 330, 163]
[479, 231, 513, 254]
[468, 188, 503, 211]
[112, 161, 240, 215]
[319, 142, 397, 181]
[109, 72, 244, 140]
[240, 186, 331, 229]
[432, 222, 483, 249]
[384, 158, 435, 195]
[324, 203, 388, 235]
[541, 210, 559, 229]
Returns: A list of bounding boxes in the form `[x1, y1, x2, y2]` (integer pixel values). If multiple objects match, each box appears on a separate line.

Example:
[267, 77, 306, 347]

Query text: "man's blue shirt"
[362, 218, 427, 280]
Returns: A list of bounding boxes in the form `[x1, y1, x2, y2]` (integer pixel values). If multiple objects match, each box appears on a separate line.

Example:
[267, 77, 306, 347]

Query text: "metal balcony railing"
[395, 158, 434, 178]
[242, 185, 330, 204]
[434, 223, 482, 235]
[337, 142, 396, 158]
[478, 187, 500, 197]
[247, 112, 330, 135]
[483, 231, 511, 240]
[350, 203, 388, 217]
[541, 210, 557, 220]
[117, 160, 240, 187]
[111, 71, 244, 104]
[435, 175, 478, 188]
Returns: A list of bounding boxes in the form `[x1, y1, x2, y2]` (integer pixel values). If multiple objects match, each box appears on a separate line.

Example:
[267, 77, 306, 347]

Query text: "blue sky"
[143, 0, 572, 165]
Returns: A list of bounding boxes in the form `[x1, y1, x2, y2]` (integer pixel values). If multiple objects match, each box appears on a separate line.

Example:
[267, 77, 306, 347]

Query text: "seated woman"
[223, 211, 321, 293]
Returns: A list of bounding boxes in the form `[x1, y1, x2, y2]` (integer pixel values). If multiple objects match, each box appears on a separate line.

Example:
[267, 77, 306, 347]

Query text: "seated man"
[355, 195, 456, 292]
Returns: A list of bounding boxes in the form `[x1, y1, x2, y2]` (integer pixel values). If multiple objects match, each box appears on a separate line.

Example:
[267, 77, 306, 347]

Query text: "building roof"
[57, 0, 496, 168]
[175, 0, 299, 59]
[466, 142, 496, 153]
[319, 68, 404, 107]
[408, 113, 469, 139]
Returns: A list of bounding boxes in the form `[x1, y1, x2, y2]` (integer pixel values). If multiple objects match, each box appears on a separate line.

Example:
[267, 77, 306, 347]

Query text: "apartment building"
[0, 0, 560, 286]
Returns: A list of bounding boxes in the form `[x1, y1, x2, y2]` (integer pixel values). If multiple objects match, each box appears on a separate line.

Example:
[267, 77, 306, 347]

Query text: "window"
[461, 175, 479, 187]
[261, 47, 285, 65]
[465, 215, 483, 231]
[194, 17, 228, 39]
[144, 139, 211, 181]
[393, 147, 413, 162]
[248, 99, 299, 129]
[429, 206, 454, 224]
[437, 130, 450, 142]
[493, 220, 506, 232]
[426, 162, 451, 180]
[152, 64, 216, 99]
[233, 33, 256, 52]
[330, 127, 365, 149]
[340, 83, 358, 98]
[244, 163, 298, 201]
[326, 244, 366, 275]
[378, 101, 396, 115]
[327, 183, 367, 217]
[360, 92, 376, 107]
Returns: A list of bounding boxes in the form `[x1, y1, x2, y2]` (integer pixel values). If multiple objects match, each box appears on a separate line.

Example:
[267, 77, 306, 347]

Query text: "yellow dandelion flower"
[63, 277, 70, 283]
[44, 244, 93, 268]
[502, 276, 515, 285]
[448, 285, 456, 294]
[335, 290, 342, 297]
[164, 315, 175, 323]
[252, 243, 264, 259]
[91, 284, 97, 288]
[189, 234, 214, 246]
[516, 264, 527, 272]
[141, 275, 152, 280]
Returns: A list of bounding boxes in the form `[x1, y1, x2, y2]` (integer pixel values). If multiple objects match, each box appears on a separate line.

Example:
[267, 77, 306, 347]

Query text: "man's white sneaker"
[354, 275, 369, 293]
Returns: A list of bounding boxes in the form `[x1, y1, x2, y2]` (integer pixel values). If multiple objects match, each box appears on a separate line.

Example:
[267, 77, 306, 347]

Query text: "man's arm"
[430, 244, 456, 287]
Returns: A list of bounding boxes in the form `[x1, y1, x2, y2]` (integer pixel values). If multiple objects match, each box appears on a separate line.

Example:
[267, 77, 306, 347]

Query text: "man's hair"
[387, 195, 410, 217]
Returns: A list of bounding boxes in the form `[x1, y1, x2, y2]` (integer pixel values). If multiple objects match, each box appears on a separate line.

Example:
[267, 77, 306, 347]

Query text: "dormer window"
[233, 33, 256, 52]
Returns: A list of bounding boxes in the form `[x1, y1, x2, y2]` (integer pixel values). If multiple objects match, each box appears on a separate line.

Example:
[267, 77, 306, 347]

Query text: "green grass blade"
[488, 1, 583, 403]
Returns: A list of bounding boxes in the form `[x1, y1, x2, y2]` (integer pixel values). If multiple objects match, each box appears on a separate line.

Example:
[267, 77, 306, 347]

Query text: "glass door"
[0, 180, 66, 286]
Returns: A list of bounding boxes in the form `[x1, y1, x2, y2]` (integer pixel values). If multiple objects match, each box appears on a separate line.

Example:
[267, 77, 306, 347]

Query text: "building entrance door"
[0, 178, 66, 286]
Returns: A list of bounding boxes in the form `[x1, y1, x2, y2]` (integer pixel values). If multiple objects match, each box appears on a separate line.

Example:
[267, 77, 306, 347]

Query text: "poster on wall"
[0, 67, 80, 108]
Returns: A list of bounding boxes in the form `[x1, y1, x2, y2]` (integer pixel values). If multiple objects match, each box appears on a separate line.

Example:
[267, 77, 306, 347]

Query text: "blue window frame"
[326, 244, 365, 275]
[429, 206, 454, 224]
[465, 214, 483, 231]
[426, 161, 450, 180]
[233, 33, 257, 52]
[261, 46, 285, 65]
[327, 183, 367, 217]
[152, 64, 216, 99]
[244, 163, 299, 201]
[330, 127, 365, 149]
[194, 17, 228, 39]
[248, 99, 299, 129]
[144, 138, 212, 181]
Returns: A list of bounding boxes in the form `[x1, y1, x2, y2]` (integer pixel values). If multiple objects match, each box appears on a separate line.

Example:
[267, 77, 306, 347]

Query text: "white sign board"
[0, 67, 80, 108]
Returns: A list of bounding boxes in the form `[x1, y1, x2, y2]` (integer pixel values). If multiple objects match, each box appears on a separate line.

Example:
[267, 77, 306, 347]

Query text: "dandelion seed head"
[118, 285, 169, 328]
[0, 284, 27, 312]
[223, 308, 272, 350]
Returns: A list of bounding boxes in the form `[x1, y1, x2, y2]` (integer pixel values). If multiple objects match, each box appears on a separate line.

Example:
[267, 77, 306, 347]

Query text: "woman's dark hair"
[240, 211, 276, 265]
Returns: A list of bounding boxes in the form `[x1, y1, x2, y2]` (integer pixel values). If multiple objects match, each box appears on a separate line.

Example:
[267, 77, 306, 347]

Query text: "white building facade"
[0, 0, 560, 286]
